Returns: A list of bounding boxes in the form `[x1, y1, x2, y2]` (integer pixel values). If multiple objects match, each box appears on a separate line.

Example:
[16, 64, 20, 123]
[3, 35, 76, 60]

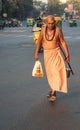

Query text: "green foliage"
[47, 0, 66, 15]
[2, 0, 33, 20]
[48, 0, 60, 6]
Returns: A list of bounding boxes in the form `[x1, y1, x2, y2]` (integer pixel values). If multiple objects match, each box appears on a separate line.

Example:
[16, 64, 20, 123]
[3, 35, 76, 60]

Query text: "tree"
[1, 0, 33, 20]
[48, 0, 60, 6]
[47, 0, 64, 15]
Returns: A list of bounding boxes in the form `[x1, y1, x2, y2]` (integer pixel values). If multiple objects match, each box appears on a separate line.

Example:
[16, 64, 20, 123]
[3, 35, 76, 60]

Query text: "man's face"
[46, 18, 55, 30]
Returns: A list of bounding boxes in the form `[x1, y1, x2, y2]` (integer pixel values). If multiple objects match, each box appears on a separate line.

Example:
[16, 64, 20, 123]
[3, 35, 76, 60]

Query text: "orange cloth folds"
[44, 47, 68, 93]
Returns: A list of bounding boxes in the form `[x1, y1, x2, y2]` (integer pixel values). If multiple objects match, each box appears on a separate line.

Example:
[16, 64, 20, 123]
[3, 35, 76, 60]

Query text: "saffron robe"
[44, 47, 68, 93]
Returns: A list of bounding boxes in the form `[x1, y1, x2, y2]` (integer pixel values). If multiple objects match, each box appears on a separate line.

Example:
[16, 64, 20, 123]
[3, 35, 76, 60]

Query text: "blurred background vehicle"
[32, 17, 43, 53]
[0, 18, 5, 29]
[68, 18, 77, 27]
[26, 18, 35, 27]
[54, 16, 62, 29]
[4, 19, 22, 27]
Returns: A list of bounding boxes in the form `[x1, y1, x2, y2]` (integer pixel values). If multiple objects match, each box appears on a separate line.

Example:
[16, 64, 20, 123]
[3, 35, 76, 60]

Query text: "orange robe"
[44, 47, 68, 93]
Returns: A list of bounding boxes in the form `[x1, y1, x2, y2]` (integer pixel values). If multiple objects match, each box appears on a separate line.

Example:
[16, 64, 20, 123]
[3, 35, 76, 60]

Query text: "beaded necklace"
[45, 26, 56, 41]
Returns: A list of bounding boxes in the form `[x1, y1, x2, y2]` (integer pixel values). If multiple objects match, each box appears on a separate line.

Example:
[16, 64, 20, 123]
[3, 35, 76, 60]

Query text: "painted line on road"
[15, 35, 33, 38]
[64, 36, 72, 39]
[21, 44, 35, 47]
[75, 37, 80, 39]
[0, 34, 33, 38]
[64, 36, 80, 40]
[0, 33, 80, 40]
[4, 30, 27, 32]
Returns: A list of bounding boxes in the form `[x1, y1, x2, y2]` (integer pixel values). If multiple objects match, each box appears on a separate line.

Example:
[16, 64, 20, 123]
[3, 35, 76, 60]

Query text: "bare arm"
[34, 29, 43, 61]
[58, 28, 70, 62]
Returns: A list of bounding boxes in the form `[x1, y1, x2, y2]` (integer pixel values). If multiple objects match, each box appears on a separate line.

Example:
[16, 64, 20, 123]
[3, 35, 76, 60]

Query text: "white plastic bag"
[32, 60, 43, 78]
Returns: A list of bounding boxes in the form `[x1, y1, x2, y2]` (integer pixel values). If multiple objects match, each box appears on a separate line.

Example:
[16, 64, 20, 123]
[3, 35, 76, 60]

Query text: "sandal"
[49, 91, 56, 102]
[46, 91, 52, 98]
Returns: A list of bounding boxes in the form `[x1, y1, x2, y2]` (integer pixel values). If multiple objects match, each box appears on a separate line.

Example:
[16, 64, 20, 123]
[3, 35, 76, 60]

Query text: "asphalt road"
[0, 21, 80, 130]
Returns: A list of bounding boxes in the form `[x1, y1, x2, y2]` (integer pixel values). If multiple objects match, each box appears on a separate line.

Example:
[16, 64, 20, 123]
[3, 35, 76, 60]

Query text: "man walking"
[34, 15, 70, 101]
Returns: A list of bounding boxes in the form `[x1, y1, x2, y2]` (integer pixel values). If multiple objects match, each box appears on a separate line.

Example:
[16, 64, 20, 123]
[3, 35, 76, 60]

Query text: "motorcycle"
[32, 26, 43, 53]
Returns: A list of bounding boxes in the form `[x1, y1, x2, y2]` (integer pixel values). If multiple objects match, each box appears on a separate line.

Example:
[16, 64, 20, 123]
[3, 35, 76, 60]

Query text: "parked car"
[5, 19, 22, 27]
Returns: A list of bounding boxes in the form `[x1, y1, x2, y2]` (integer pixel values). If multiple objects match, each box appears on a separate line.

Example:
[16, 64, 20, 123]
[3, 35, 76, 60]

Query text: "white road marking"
[0, 34, 33, 38]
[64, 36, 72, 39]
[76, 37, 80, 40]
[21, 44, 35, 47]
[0, 30, 79, 40]
[4, 30, 27, 32]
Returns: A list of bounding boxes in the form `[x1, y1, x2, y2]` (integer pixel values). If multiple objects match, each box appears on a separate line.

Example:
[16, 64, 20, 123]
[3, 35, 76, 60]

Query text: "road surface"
[0, 21, 80, 130]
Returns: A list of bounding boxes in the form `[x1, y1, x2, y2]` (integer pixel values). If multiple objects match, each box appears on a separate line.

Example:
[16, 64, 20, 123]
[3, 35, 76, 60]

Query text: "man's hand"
[65, 56, 70, 63]
[34, 53, 39, 61]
